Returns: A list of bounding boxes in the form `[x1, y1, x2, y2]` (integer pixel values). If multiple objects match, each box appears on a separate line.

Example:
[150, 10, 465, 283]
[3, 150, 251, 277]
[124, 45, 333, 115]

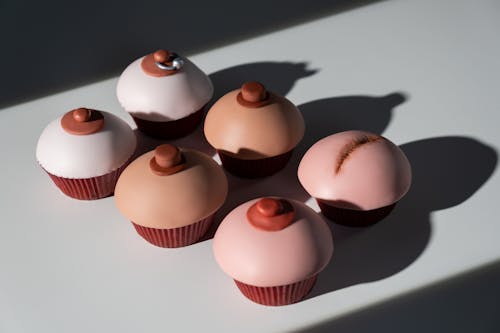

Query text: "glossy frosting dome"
[116, 57, 213, 122]
[298, 130, 412, 210]
[213, 198, 333, 287]
[204, 89, 305, 159]
[114, 148, 228, 229]
[36, 112, 136, 178]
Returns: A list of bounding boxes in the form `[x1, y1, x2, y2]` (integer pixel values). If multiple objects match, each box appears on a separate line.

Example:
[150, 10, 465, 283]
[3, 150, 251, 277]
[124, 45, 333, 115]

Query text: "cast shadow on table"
[208, 61, 317, 102]
[131, 122, 216, 160]
[297, 93, 404, 150]
[308, 136, 498, 299]
[203, 92, 405, 239]
[295, 259, 500, 333]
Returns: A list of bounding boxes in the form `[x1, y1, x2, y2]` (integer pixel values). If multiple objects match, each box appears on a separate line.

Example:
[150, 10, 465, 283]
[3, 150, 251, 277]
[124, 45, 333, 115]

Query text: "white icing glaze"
[116, 57, 214, 121]
[36, 112, 137, 178]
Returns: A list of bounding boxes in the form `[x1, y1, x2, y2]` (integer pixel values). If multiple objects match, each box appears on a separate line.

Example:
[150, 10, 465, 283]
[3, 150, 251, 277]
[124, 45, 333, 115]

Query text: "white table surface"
[1, 0, 500, 332]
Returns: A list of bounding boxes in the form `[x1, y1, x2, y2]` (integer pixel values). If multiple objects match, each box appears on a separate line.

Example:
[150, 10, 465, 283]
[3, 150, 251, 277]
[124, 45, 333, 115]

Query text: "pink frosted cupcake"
[114, 144, 228, 248]
[116, 49, 213, 139]
[204, 81, 305, 178]
[298, 130, 412, 227]
[36, 108, 136, 200]
[213, 197, 333, 306]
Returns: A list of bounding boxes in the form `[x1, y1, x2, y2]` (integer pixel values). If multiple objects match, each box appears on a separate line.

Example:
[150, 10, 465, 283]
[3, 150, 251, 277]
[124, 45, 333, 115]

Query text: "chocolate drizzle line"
[335, 135, 383, 174]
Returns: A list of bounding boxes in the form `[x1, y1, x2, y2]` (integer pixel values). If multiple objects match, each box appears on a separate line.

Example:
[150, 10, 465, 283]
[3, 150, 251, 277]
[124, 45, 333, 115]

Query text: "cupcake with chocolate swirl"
[298, 130, 412, 226]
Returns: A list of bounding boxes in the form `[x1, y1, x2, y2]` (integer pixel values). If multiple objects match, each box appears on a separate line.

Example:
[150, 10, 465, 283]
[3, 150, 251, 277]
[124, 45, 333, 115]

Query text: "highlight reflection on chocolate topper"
[117, 49, 213, 139]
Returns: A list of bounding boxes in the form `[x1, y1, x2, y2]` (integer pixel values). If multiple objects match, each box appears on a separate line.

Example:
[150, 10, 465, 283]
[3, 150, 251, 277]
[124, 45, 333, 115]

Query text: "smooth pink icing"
[298, 130, 412, 210]
[213, 198, 333, 287]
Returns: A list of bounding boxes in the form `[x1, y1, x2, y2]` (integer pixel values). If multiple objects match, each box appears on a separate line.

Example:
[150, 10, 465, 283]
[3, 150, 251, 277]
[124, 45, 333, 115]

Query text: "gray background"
[0, 0, 376, 108]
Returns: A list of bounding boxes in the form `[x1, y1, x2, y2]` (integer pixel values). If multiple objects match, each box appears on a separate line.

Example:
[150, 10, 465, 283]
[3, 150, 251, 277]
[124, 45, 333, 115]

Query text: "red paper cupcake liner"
[317, 199, 396, 227]
[44, 162, 129, 200]
[234, 275, 317, 306]
[132, 106, 205, 139]
[218, 150, 294, 178]
[131, 213, 215, 248]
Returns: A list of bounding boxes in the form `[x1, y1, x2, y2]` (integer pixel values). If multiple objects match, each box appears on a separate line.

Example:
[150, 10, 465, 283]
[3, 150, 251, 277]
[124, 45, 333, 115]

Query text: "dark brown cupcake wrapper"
[234, 275, 317, 306]
[132, 213, 215, 248]
[44, 162, 129, 200]
[317, 199, 396, 227]
[218, 150, 293, 179]
[132, 105, 206, 139]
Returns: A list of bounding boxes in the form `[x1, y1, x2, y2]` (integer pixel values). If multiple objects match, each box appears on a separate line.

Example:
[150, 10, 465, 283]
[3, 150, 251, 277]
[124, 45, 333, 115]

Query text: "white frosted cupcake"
[36, 108, 137, 200]
[116, 49, 213, 139]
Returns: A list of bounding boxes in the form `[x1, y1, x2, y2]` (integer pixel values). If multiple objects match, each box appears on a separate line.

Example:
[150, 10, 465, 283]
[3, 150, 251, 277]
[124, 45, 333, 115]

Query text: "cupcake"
[36, 108, 136, 200]
[213, 197, 333, 306]
[298, 130, 412, 227]
[114, 144, 228, 248]
[204, 81, 305, 178]
[116, 49, 213, 139]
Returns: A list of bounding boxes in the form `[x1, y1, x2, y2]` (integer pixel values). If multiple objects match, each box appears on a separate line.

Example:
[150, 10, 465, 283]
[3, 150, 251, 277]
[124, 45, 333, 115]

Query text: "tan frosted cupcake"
[114, 144, 228, 247]
[204, 81, 305, 178]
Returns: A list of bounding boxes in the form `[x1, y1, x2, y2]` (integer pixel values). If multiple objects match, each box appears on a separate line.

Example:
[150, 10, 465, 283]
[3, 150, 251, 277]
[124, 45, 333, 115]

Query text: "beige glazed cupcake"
[204, 81, 305, 178]
[114, 144, 228, 247]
